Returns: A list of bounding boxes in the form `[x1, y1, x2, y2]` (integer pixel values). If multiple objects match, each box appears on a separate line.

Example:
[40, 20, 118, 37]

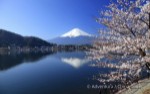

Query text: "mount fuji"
[49, 28, 95, 45]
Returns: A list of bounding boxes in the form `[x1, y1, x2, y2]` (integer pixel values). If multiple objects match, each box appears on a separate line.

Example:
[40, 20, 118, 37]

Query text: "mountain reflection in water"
[0, 51, 106, 94]
[0, 51, 55, 71]
[61, 57, 90, 68]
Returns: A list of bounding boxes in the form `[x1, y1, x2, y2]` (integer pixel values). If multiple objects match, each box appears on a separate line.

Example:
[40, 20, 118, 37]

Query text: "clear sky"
[0, 0, 109, 40]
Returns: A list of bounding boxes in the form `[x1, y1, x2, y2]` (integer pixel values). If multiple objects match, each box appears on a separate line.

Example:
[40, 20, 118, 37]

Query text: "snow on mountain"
[49, 28, 95, 45]
[61, 28, 92, 38]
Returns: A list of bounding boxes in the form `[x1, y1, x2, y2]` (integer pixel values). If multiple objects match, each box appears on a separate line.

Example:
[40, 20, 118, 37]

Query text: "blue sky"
[0, 0, 109, 40]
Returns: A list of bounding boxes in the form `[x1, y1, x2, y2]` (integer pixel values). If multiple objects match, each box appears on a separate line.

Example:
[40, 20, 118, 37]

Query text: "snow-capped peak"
[61, 28, 92, 38]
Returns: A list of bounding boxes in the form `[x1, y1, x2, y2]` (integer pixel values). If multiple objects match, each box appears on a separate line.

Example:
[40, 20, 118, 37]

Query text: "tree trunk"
[146, 62, 150, 70]
[149, 13, 150, 29]
[139, 48, 146, 57]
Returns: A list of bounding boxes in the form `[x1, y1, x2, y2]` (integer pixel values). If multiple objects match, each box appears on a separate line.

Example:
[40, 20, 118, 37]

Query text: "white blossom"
[88, 0, 150, 83]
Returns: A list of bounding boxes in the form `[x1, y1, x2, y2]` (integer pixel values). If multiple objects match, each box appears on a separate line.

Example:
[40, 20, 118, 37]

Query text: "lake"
[0, 51, 149, 94]
[0, 51, 105, 94]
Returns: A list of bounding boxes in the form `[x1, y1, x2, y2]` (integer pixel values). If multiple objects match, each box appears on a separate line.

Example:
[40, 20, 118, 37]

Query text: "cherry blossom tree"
[88, 0, 150, 84]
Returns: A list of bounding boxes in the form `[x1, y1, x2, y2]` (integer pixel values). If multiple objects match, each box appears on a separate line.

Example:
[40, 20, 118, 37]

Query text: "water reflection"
[61, 57, 90, 68]
[0, 51, 98, 94]
[0, 52, 55, 71]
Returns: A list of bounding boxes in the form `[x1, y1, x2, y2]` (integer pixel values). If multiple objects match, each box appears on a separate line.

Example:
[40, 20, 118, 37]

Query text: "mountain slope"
[0, 29, 53, 47]
[24, 36, 52, 47]
[49, 28, 95, 45]
[50, 36, 94, 45]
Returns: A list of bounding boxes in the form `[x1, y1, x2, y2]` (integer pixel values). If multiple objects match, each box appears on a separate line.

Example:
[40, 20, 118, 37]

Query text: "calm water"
[1, 51, 148, 94]
[0, 51, 106, 94]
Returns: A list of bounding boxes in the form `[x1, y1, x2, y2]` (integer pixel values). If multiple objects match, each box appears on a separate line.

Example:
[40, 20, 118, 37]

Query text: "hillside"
[0, 29, 53, 47]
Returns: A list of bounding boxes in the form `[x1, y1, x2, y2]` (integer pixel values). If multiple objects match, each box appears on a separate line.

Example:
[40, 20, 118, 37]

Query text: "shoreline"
[116, 78, 150, 94]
